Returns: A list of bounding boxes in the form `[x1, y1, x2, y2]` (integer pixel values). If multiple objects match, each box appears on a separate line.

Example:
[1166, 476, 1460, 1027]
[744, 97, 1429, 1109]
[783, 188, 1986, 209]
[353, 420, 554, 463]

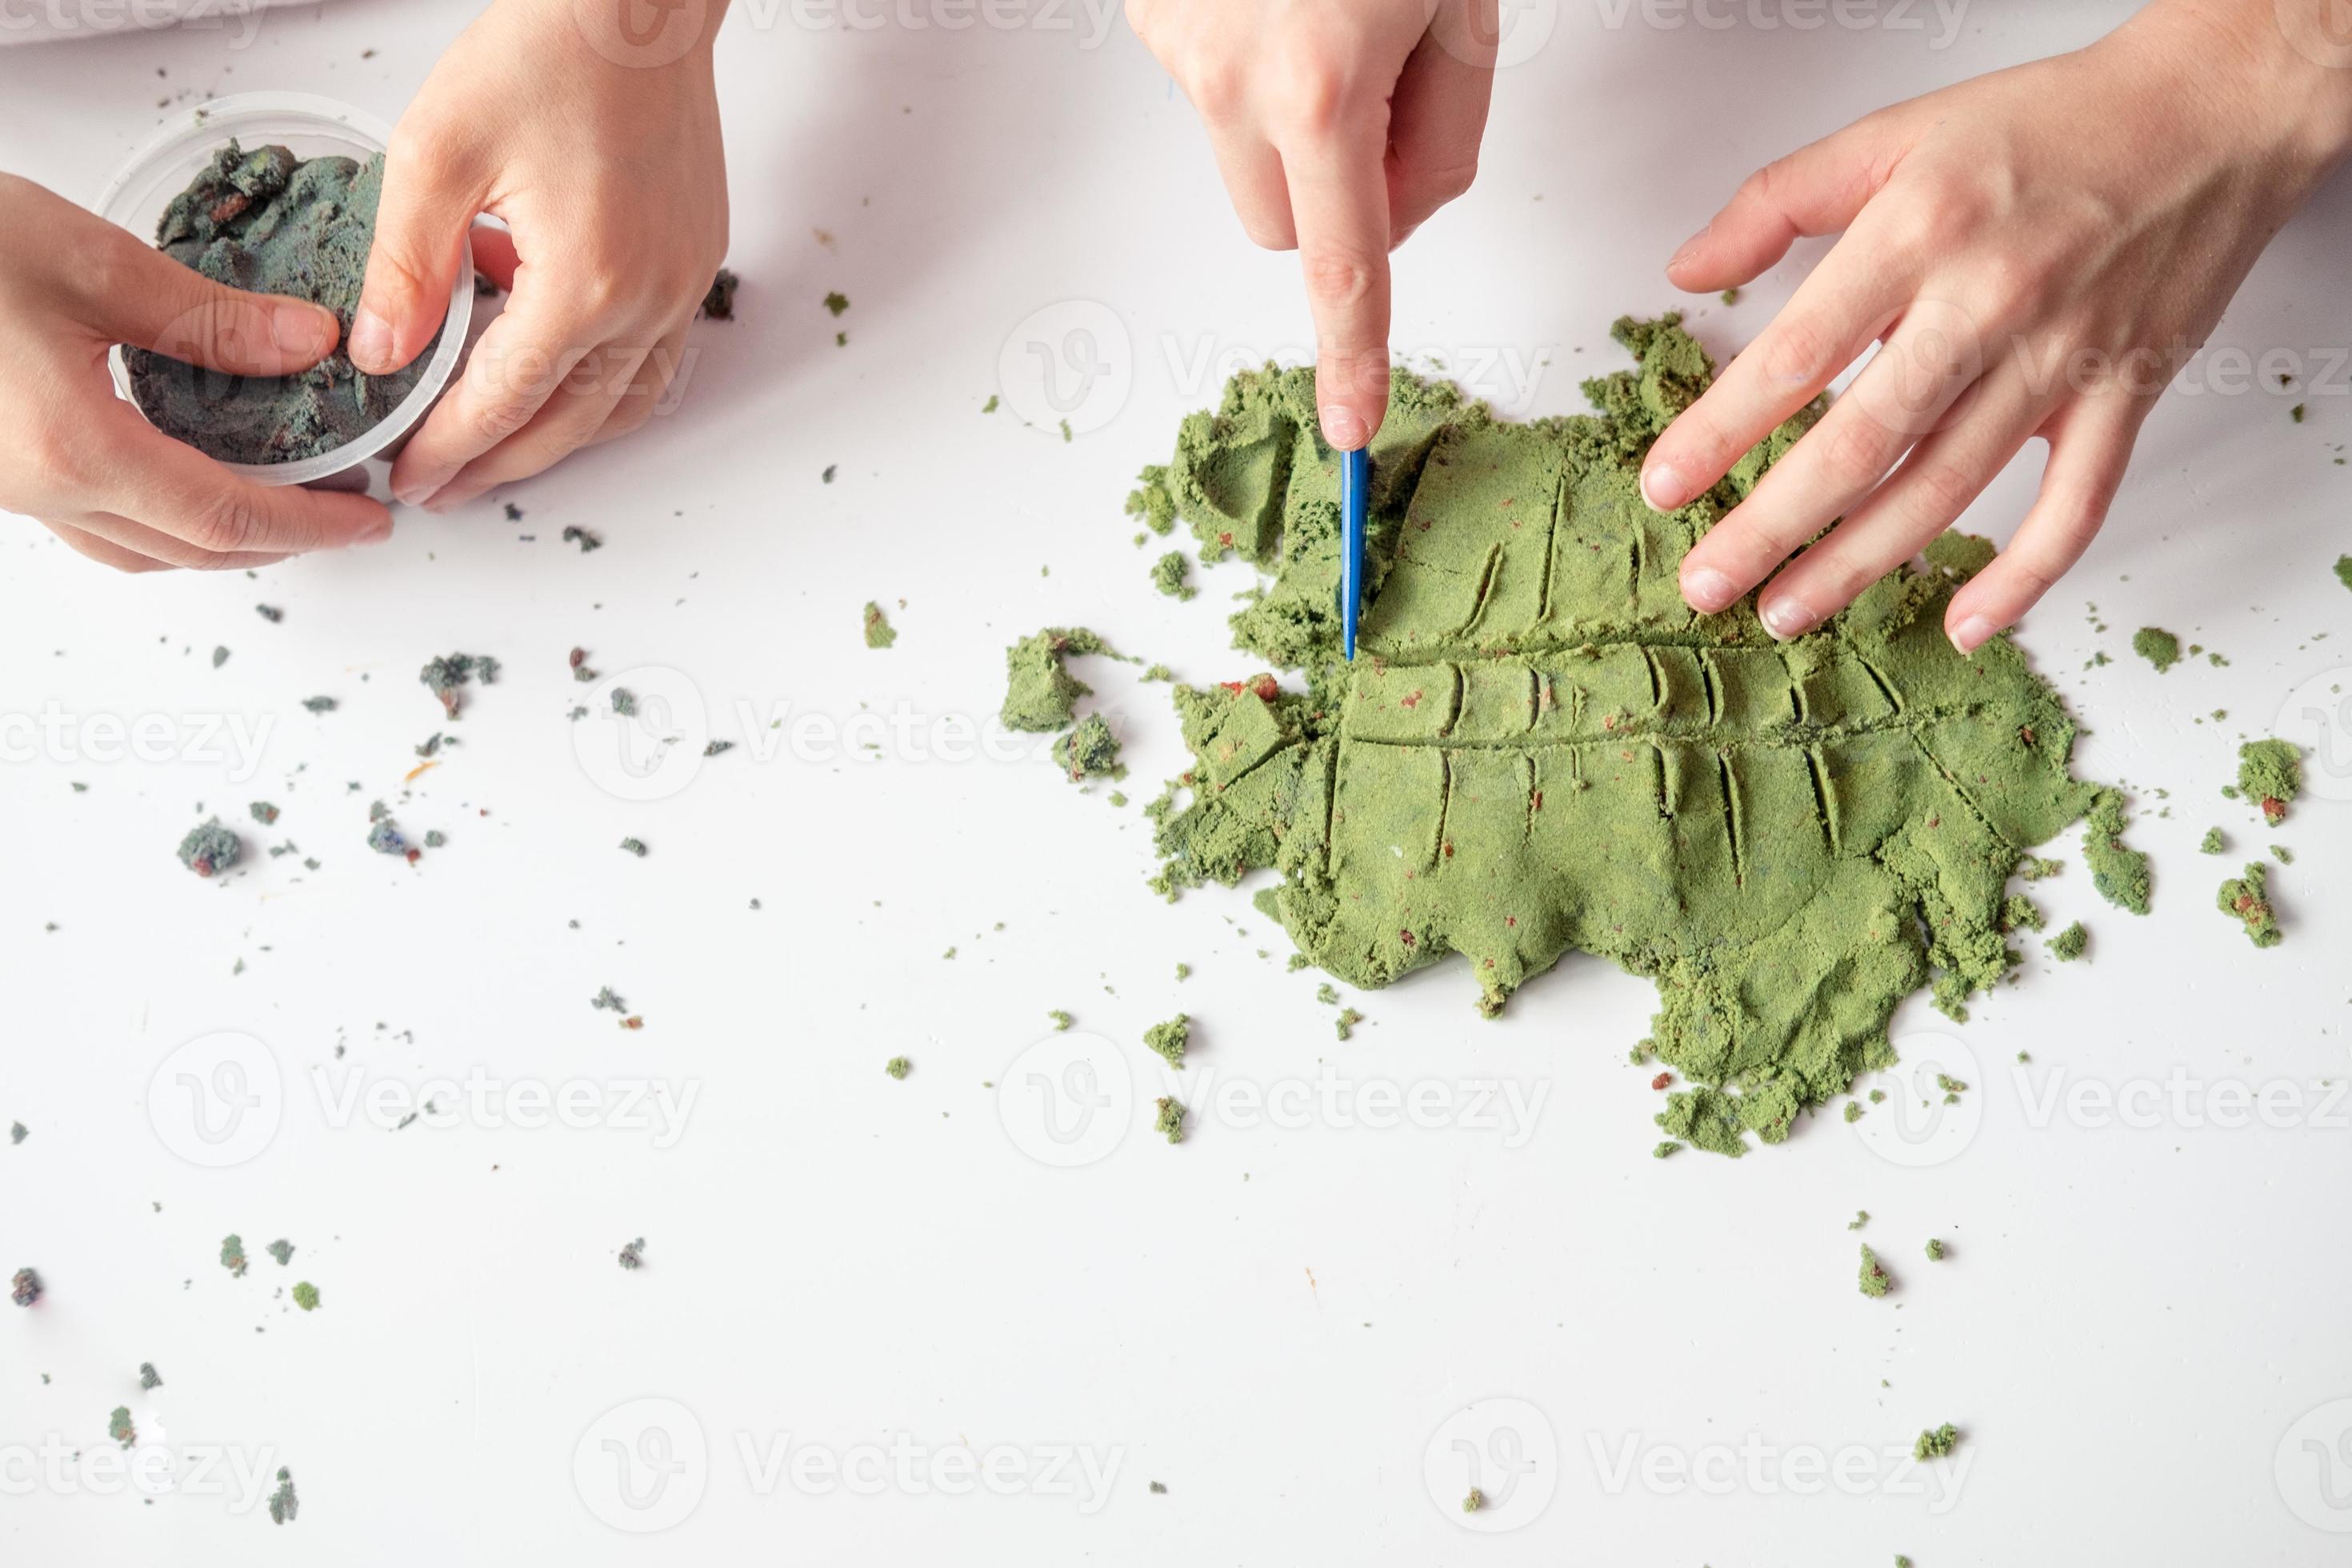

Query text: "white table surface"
[5, 2, 2352, 1562]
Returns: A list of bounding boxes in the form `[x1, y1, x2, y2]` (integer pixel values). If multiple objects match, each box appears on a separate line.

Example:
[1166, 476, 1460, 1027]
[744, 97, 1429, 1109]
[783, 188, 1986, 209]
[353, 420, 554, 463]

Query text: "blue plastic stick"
[1341, 446, 1369, 661]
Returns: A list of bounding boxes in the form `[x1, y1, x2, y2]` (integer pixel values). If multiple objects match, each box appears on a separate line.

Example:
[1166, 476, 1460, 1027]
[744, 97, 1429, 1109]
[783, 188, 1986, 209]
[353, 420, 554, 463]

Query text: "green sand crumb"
[2217, 862, 2282, 948]
[1152, 550, 1198, 601]
[11, 1268, 39, 1306]
[1174, 962, 1190, 980]
[269, 1467, 298, 1525]
[2236, 739, 2302, 826]
[249, 801, 279, 825]
[139, 1362, 162, 1390]
[1653, 1140, 1682, 1158]
[886, 1056, 911, 1079]
[1123, 315, 2126, 1155]
[1316, 982, 1341, 1005]
[1849, 1210, 1870, 1230]
[1999, 894, 2044, 933]
[1858, 1245, 1892, 1298]
[2082, 790, 2151, 914]
[863, 601, 897, 649]
[2200, 827, 2225, 854]
[9, 1122, 23, 1145]
[618, 838, 647, 858]
[2272, 844, 2293, 864]
[220, 1234, 247, 1277]
[1844, 1102, 1863, 1122]
[2336, 555, 2352, 592]
[702, 269, 738, 320]
[1914, 1424, 1960, 1462]
[266, 1238, 294, 1266]
[291, 1281, 319, 1311]
[618, 1238, 646, 1270]
[176, 818, 241, 878]
[1048, 1010, 1074, 1031]
[824, 290, 849, 316]
[2018, 856, 2062, 881]
[1926, 1238, 1946, 1262]
[1002, 627, 1113, 732]
[2131, 627, 2180, 672]
[2049, 922, 2088, 961]
[1154, 1095, 1187, 1144]
[302, 694, 337, 713]
[418, 652, 498, 720]
[1144, 1014, 1190, 1069]
[1054, 714, 1125, 783]
[1462, 1487, 1485, 1512]
[110, 1406, 135, 1449]
[1335, 1007, 1363, 1040]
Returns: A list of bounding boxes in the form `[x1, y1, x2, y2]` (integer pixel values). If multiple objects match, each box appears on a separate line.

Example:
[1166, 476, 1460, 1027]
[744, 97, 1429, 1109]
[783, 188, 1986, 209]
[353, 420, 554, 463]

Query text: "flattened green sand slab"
[1130, 318, 2126, 1154]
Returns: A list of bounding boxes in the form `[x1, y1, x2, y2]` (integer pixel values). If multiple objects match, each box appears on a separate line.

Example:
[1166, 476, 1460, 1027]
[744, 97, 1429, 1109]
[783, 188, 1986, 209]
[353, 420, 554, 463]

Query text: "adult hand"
[352, 0, 730, 510]
[1133, 0, 1499, 450]
[0, 174, 391, 572]
[1646, 0, 2352, 652]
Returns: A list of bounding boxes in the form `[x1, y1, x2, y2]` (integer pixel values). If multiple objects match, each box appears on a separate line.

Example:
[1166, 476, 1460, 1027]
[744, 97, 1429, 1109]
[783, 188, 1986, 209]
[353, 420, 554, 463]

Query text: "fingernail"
[356, 514, 394, 546]
[1322, 406, 1367, 451]
[392, 478, 435, 507]
[1950, 614, 1997, 656]
[1682, 566, 1738, 614]
[1760, 597, 1818, 641]
[1667, 222, 1710, 273]
[347, 306, 394, 373]
[271, 302, 337, 359]
[1641, 460, 1685, 513]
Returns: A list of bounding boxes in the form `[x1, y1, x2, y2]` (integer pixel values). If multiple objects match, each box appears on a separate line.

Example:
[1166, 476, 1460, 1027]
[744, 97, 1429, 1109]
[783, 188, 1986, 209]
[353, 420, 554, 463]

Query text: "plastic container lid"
[94, 92, 473, 493]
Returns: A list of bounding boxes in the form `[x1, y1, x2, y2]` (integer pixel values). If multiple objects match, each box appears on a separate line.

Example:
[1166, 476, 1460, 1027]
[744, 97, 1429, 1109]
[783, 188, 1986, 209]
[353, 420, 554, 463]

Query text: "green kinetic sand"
[126, 142, 442, 465]
[2234, 739, 2302, 826]
[1101, 316, 2135, 1156]
[2217, 862, 2282, 948]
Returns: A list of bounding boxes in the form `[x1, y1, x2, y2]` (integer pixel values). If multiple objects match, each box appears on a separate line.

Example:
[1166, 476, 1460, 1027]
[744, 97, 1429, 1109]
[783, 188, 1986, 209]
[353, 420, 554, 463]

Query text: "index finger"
[1280, 124, 1393, 450]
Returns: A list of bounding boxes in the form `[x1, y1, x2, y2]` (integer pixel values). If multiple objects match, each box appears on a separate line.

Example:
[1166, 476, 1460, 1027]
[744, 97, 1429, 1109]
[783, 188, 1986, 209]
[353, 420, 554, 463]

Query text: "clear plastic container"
[94, 93, 473, 494]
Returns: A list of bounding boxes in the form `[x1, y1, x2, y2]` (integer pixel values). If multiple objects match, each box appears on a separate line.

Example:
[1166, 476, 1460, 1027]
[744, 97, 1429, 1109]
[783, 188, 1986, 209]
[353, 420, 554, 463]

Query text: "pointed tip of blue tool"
[1341, 446, 1370, 662]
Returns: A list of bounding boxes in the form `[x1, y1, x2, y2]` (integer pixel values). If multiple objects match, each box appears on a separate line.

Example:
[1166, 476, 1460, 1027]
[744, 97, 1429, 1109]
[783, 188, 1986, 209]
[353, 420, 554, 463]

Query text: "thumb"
[350, 131, 484, 375]
[90, 222, 339, 377]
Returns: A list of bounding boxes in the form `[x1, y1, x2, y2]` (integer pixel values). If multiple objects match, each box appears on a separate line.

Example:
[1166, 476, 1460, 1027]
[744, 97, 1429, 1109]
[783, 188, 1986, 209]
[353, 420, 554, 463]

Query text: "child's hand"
[1646, 0, 2352, 652]
[352, 0, 730, 510]
[0, 175, 392, 572]
[1131, 0, 1498, 450]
